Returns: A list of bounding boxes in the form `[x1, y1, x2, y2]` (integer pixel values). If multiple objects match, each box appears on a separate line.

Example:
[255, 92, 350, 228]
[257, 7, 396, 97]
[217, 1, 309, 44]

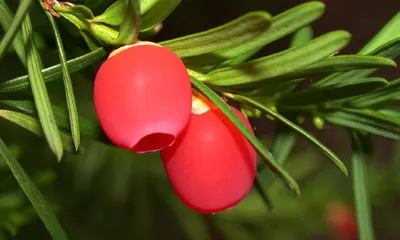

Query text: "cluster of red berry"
[93, 42, 257, 213]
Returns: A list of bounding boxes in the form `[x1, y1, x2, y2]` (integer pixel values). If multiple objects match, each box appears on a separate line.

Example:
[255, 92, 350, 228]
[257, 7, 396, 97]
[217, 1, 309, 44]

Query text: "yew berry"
[94, 41, 192, 153]
[326, 202, 358, 240]
[161, 93, 257, 213]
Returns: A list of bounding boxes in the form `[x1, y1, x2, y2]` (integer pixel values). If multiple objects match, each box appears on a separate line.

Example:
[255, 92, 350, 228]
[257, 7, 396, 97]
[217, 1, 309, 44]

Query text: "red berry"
[94, 42, 192, 153]
[161, 95, 257, 213]
[326, 202, 358, 240]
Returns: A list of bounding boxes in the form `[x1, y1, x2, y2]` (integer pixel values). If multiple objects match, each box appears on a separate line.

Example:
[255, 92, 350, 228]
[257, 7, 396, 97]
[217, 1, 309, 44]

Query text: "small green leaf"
[313, 37, 400, 87]
[140, 0, 158, 15]
[0, 0, 26, 66]
[290, 26, 314, 48]
[350, 132, 375, 240]
[90, 1, 117, 23]
[0, 0, 32, 65]
[22, 15, 64, 160]
[0, 110, 78, 154]
[92, 0, 155, 26]
[49, 1, 92, 32]
[141, 0, 181, 32]
[0, 100, 103, 141]
[165, 1, 325, 70]
[359, 12, 400, 55]
[214, 1, 325, 68]
[238, 79, 304, 98]
[345, 79, 400, 108]
[225, 93, 348, 175]
[189, 75, 301, 195]
[278, 55, 396, 81]
[117, 0, 141, 44]
[45, 11, 80, 150]
[278, 78, 388, 108]
[218, 48, 259, 69]
[57, 12, 91, 31]
[161, 11, 272, 58]
[205, 31, 351, 88]
[91, 0, 126, 26]
[0, 48, 106, 93]
[265, 1, 323, 45]
[363, 38, 400, 60]
[377, 108, 400, 120]
[323, 108, 400, 140]
[89, 22, 119, 43]
[88, 0, 141, 46]
[0, 138, 69, 240]
[271, 26, 314, 93]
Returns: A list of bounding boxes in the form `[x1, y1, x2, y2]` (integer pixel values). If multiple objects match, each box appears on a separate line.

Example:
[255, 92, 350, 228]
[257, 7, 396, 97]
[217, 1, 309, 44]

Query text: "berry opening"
[191, 91, 214, 115]
[108, 41, 163, 59]
[131, 133, 176, 153]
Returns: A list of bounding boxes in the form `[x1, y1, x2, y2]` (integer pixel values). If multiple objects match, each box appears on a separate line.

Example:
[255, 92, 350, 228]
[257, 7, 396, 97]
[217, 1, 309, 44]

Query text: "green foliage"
[224, 93, 347, 175]
[278, 77, 388, 109]
[322, 109, 400, 140]
[164, 1, 326, 71]
[0, 100, 102, 140]
[204, 31, 352, 87]
[345, 79, 400, 108]
[22, 13, 63, 160]
[351, 132, 375, 240]
[0, 109, 80, 153]
[45, 10, 80, 150]
[0, 0, 29, 66]
[358, 12, 400, 55]
[161, 11, 272, 58]
[0, 0, 398, 239]
[313, 38, 400, 87]
[0, 0, 32, 65]
[0, 48, 106, 92]
[0, 138, 68, 239]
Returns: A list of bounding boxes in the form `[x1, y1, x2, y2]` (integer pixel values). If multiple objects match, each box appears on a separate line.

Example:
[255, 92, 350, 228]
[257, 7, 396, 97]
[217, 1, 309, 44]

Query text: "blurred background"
[0, 0, 399, 239]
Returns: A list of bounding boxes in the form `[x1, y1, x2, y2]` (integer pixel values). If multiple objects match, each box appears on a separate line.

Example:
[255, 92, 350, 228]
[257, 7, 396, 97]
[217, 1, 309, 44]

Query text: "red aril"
[161, 93, 257, 213]
[94, 42, 192, 153]
[326, 201, 358, 240]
